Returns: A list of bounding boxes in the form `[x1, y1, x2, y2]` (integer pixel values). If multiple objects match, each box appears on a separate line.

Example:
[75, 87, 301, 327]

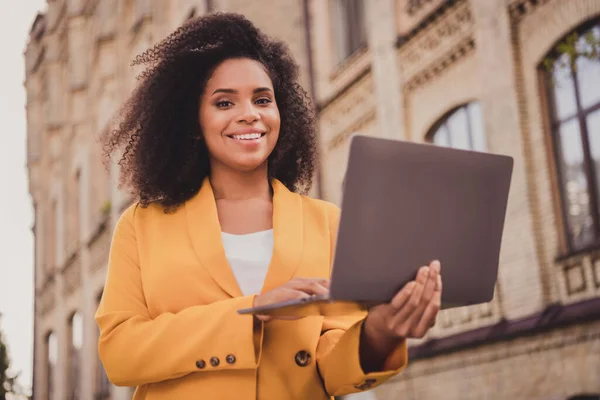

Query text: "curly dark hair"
[102, 12, 317, 211]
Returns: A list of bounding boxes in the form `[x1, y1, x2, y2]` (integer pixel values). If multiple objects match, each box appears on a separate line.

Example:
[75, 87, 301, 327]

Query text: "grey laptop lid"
[329, 135, 513, 308]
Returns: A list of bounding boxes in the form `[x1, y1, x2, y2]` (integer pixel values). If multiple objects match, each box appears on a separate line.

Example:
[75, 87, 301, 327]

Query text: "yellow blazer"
[96, 178, 408, 400]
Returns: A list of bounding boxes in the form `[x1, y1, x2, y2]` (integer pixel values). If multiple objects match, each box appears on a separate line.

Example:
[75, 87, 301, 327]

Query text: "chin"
[230, 158, 269, 173]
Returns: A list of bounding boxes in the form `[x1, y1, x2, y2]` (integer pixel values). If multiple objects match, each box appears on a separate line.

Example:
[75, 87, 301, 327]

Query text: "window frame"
[46, 331, 57, 400]
[543, 19, 600, 255]
[330, 0, 367, 65]
[95, 292, 110, 399]
[425, 102, 485, 152]
[68, 311, 83, 400]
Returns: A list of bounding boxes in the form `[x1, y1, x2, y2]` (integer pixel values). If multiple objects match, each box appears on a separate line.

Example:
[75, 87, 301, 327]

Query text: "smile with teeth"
[229, 132, 265, 140]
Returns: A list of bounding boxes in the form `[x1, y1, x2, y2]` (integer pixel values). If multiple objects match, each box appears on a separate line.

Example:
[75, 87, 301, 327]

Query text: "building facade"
[24, 0, 600, 399]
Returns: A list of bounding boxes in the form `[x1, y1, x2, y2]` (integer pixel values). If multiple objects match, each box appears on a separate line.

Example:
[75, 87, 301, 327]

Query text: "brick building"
[24, 0, 600, 399]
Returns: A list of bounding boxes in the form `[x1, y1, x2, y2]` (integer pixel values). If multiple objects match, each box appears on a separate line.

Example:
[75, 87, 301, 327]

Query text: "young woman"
[96, 12, 442, 400]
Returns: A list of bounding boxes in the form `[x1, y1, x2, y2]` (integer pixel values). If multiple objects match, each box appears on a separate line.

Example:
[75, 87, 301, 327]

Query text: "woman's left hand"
[359, 260, 442, 372]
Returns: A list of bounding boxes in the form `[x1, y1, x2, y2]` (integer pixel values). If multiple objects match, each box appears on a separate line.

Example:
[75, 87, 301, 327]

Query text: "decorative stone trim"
[38, 274, 56, 317]
[556, 252, 600, 304]
[397, 0, 475, 92]
[435, 290, 499, 336]
[405, 320, 600, 379]
[405, 0, 439, 17]
[61, 250, 81, 295]
[400, 299, 600, 379]
[326, 109, 377, 151]
[509, 0, 552, 22]
[564, 263, 587, 295]
[320, 71, 376, 151]
[593, 258, 600, 289]
[89, 224, 110, 273]
[403, 36, 475, 92]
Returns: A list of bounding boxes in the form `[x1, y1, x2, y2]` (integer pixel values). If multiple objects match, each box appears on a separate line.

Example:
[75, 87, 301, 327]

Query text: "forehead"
[206, 58, 273, 90]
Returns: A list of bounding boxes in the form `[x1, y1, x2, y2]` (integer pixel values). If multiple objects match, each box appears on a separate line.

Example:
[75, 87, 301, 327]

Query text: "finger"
[416, 266, 430, 285]
[421, 264, 439, 305]
[435, 273, 442, 293]
[411, 288, 441, 337]
[385, 278, 426, 336]
[430, 259, 441, 274]
[288, 279, 329, 296]
[291, 277, 330, 288]
[390, 281, 416, 309]
[405, 265, 439, 336]
[263, 290, 311, 321]
[403, 297, 429, 336]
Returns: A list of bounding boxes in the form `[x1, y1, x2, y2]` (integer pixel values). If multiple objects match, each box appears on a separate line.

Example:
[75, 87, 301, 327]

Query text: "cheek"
[200, 107, 225, 135]
[266, 107, 281, 134]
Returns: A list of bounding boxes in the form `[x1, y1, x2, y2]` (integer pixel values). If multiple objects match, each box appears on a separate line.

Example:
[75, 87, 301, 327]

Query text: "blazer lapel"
[185, 177, 304, 298]
[185, 178, 243, 298]
[260, 179, 304, 293]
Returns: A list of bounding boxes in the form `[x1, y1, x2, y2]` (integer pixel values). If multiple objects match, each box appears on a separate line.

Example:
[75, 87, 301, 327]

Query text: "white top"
[221, 229, 274, 296]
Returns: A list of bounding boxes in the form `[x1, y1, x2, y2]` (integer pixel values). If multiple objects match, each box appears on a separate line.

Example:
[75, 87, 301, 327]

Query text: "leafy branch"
[0, 328, 16, 399]
[542, 30, 600, 82]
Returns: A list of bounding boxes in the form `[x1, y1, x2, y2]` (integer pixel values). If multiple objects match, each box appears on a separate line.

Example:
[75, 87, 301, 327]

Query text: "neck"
[210, 163, 271, 201]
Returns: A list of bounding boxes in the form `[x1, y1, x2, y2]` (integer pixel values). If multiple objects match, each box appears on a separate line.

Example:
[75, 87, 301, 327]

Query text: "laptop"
[238, 135, 513, 317]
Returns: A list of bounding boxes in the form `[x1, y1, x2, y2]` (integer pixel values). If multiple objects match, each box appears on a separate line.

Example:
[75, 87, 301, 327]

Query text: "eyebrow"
[212, 87, 273, 95]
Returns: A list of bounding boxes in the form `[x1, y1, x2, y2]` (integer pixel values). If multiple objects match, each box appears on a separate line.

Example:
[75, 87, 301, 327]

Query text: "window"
[96, 292, 110, 399]
[330, 0, 366, 64]
[47, 332, 57, 400]
[427, 102, 486, 152]
[545, 22, 600, 252]
[68, 312, 83, 400]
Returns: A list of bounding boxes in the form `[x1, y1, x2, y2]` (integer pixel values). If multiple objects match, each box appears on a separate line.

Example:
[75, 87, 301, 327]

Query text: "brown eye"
[216, 100, 232, 108]
[255, 98, 272, 105]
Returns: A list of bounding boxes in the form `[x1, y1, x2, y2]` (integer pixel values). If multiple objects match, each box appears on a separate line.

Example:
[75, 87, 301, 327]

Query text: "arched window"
[545, 20, 600, 251]
[96, 292, 110, 399]
[46, 332, 57, 400]
[331, 0, 367, 64]
[68, 312, 83, 400]
[427, 102, 486, 152]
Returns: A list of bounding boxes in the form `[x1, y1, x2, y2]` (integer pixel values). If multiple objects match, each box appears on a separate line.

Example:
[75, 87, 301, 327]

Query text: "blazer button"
[210, 357, 220, 367]
[195, 360, 206, 369]
[226, 354, 236, 364]
[294, 350, 311, 367]
[355, 378, 376, 390]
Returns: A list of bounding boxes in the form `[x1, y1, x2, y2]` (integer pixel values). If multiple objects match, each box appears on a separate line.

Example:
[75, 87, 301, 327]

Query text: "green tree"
[0, 320, 17, 400]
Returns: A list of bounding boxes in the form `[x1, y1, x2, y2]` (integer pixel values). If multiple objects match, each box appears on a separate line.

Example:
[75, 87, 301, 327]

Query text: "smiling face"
[198, 57, 281, 175]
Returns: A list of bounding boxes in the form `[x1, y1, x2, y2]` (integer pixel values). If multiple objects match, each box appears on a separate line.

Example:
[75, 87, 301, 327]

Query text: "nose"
[237, 101, 260, 124]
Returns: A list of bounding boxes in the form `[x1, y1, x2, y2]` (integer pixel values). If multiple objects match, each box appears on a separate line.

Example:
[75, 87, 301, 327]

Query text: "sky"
[0, 0, 47, 394]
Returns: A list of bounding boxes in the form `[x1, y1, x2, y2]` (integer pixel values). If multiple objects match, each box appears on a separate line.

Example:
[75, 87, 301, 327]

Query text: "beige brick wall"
[517, 0, 600, 306]
[376, 319, 600, 400]
[25, 0, 600, 399]
[218, 0, 312, 96]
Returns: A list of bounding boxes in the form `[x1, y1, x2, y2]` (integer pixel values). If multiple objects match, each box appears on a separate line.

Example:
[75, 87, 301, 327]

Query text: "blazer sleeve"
[315, 204, 408, 397]
[95, 206, 263, 387]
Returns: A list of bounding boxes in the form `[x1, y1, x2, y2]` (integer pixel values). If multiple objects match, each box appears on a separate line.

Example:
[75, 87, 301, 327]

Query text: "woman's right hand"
[253, 278, 330, 321]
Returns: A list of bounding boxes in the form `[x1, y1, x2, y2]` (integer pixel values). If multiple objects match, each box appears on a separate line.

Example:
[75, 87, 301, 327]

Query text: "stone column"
[471, 0, 544, 319]
[365, 0, 406, 140]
